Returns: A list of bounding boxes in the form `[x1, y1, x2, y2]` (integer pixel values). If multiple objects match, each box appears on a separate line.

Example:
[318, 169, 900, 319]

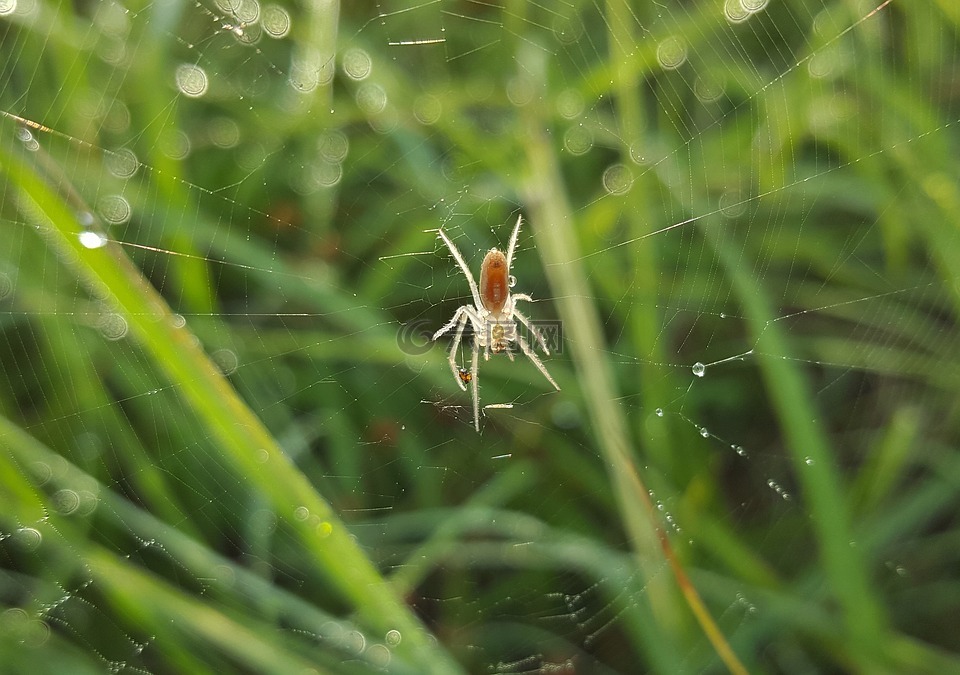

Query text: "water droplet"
[366, 644, 391, 668]
[208, 117, 240, 148]
[556, 89, 584, 119]
[293, 506, 309, 521]
[385, 629, 401, 647]
[98, 313, 128, 340]
[262, 5, 291, 38]
[656, 36, 687, 70]
[602, 163, 634, 195]
[0, 272, 14, 300]
[316, 521, 333, 538]
[694, 76, 724, 103]
[77, 490, 99, 516]
[719, 190, 748, 218]
[700, 427, 710, 438]
[97, 195, 131, 225]
[18, 128, 40, 151]
[563, 125, 593, 156]
[356, 82, 387, 115]
[692, 362, 706, 377]
[506, 74, 534, 106]
[78, 230, 108, 249]
[655, 408, 663, 417]
[233, 0, 260, 24]
[742, 0, 769, 13]
[413, 94, 442, 125]
[158, 128, 191, 159]
[551, 12, 583, 44]
[53, 489, 80, 515]
[724, 0, 750, 23]
[314, 160, 343, 188]
[0, 0, 18, 17]
[345, 630, 366, 654]
[212, 349, 239, 375]
[734, 445, 748, 457]
[318, 130, 349, 162]
[342, 47, 372, 81]
[804, 456, 815, 465]
[175, 63, 209, 98]
[15, 527, 42, 551]
[106, 148, 139, 178]
[507, 275, 517, 288]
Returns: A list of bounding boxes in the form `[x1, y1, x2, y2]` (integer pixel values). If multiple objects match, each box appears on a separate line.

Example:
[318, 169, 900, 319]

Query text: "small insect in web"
[432, 215, 560, 431]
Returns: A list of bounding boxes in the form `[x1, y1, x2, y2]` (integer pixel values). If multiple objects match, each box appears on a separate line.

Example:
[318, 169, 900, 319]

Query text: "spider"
[432, 215, 560, 431]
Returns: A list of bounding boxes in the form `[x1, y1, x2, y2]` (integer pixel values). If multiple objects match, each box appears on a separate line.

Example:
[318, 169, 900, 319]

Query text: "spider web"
[1, 0, 959, 672]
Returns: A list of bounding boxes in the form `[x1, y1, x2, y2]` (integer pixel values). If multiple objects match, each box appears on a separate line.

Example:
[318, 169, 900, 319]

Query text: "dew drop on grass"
[385, 629, 401, 647]
[78, 230, 107, 249]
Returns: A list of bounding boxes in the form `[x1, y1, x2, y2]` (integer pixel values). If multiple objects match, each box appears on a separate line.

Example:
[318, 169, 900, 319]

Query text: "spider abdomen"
[480, 248, 509, 315]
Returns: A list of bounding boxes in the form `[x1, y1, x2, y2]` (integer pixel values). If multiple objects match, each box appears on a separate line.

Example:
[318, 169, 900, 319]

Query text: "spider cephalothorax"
[432, 215, 560, 431]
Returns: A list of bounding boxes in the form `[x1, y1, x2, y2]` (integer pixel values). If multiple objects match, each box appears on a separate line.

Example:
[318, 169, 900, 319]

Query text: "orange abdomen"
[480, 249, 508, 316]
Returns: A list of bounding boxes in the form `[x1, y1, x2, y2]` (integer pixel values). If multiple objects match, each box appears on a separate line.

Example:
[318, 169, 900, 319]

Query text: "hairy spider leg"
[437, 229, 484, 310]
[512, 303, 552, 355]
[470, 337, 480, 431]
[505, 214, 523, 271]
[433, 305, 482, 392]
[517, 333, 561, 391]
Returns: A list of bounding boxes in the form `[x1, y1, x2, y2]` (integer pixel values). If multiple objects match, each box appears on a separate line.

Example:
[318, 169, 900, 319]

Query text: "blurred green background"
[1, 0, 959, 672]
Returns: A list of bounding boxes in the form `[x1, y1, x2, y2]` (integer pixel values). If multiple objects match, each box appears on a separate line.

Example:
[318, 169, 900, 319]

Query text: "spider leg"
[517, 333, 561, 391]
[432, 305, 468, 341]
[470, 337, 481, 432]
[437, 229, 484, 311]
[445, 311, 470, 391]
[505, 214, 523, 271]
[513, 305, 552, 355]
